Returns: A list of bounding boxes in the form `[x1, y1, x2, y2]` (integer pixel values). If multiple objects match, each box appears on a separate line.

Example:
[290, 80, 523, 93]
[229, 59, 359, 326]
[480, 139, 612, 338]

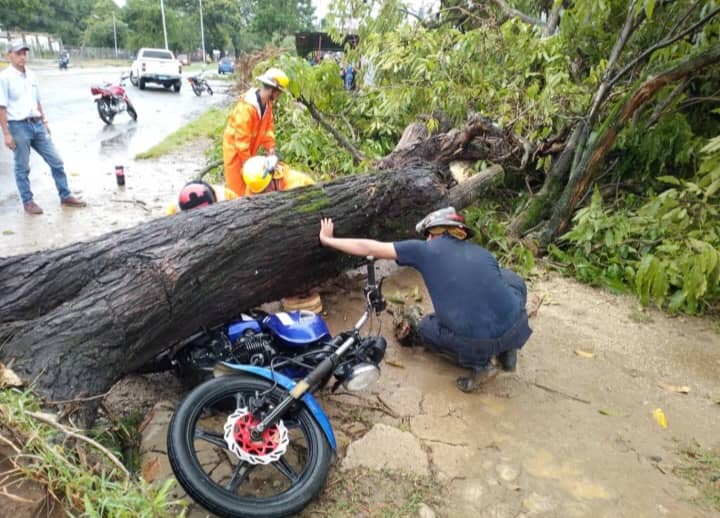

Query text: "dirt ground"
[2, 144, 720, 518]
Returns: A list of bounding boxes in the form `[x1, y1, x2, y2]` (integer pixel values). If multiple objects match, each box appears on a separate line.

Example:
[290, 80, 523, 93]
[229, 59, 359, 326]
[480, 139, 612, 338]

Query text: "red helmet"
[178, 181, 217, 211]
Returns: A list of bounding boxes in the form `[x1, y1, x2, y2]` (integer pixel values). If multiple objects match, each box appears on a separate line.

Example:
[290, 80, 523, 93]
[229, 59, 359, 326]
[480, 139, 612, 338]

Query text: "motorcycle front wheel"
[96, 99, 114, 125]
[206, 83, 213, 95]
[191, 82, 203, 96]
[127, 104, 138, 121]
[167, 375, 333, 518]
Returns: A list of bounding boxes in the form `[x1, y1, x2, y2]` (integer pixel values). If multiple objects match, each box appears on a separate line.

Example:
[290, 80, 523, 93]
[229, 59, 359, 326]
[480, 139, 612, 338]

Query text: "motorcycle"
[188, 73, 213, 97]
[91, 74, 138, 125]
[166, 258, 387, 518]
[59, 53, 69, 70]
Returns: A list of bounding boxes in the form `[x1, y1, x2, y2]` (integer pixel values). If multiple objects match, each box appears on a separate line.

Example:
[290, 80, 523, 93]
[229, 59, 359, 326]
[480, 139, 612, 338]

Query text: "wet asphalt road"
[0, 63, 229, 256]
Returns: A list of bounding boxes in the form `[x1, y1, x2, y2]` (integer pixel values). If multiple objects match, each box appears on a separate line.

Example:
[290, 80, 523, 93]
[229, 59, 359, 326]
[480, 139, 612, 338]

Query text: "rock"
[139, 400, 175, 456]
[411, 414, 474, 443]
[449, 478, 485, 504]
[481, 502, 516, 518]
[417, 502, 437, 518]
[522, 492, 556, 514]
[496, 464, 519, 482]
[377, 385, 423, 417]
[428, 443, 474, 481]
[341, 423, 430, 476]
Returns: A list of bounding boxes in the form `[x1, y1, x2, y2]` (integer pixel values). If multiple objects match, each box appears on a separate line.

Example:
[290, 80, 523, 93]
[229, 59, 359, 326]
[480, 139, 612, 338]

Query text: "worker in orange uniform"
[241, 156, 315, 195]
[222, 67, 289, 196]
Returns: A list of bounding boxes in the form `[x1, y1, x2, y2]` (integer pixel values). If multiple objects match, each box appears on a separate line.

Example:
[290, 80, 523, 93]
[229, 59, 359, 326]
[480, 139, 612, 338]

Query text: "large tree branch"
[587, 0, 641, 122]
[489, 0, 545, 27]
[540, 44, 720, 246]
[608, 6, 720, 88]
[542, 3, 562, 37]
[297, 96, 366, 164]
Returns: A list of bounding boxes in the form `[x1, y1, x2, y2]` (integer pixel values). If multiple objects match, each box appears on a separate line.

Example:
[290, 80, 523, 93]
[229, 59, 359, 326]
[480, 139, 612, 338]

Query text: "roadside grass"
[675, 445, 720, 511]
[302, 467, 439, 517]
[135, 106, 229, 160]
[0, 387, 183, 517]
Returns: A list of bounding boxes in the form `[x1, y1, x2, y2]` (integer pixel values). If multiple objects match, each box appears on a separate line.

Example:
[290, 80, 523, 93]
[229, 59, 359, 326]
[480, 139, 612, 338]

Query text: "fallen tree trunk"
[0, 166, 502, 402]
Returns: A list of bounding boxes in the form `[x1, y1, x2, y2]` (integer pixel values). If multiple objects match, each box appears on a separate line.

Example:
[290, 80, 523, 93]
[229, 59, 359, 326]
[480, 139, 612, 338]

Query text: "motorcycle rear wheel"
[167, 375, 333, 518]
[96, 99, 114, 125]
[191, 82, 203, 96]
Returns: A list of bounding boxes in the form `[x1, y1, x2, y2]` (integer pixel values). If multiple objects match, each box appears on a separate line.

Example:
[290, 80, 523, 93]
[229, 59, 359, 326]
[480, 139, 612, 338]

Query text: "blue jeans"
[8, 119, 70, 204]
[417, 268, 532, 369]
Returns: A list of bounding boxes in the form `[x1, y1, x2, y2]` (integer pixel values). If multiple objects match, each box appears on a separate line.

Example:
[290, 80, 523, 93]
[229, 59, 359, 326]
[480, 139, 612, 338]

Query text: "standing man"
[222, 67, 289, 196]
[0, 41, 86, 214]
[318, 207, 532, 392]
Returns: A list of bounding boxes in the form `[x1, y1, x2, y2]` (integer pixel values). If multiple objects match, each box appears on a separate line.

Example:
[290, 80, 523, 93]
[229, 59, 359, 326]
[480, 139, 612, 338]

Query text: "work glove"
[264, 154, 279, 173]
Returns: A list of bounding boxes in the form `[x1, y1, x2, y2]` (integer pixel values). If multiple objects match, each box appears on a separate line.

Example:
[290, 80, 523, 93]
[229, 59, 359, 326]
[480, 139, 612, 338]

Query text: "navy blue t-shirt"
[394, 236, 521, 340]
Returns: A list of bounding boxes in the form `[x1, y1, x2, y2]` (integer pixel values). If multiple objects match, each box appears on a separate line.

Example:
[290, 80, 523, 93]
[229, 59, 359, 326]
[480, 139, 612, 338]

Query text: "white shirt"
[0, 65, 42, 120]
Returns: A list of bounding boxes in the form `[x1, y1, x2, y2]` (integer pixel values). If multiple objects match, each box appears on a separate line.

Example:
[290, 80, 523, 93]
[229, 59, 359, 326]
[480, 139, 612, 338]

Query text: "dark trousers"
[417, 268, 532, 369]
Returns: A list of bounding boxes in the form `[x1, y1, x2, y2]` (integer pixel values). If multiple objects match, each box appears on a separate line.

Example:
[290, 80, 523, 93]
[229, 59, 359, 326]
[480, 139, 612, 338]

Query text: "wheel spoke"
[194, 428, 227, 449]
[226, 462, 255, 492]
[272, 457, 299, 483]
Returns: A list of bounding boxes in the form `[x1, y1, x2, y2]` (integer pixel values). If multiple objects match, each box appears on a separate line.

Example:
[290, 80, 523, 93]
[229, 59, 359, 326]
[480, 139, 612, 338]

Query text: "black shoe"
[498, 349, 518, 372]
[456, 363, 498, 392]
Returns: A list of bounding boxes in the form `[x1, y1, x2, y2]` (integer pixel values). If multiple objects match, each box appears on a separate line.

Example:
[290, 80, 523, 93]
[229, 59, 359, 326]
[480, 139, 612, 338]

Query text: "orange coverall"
[223, 88, 276, 196]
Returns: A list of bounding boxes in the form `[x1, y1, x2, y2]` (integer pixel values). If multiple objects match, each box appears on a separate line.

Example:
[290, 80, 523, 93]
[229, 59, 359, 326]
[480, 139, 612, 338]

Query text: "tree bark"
[538, 44, 720, 246]
[0, 166, 502, 403]
[377, 113, 534, 173]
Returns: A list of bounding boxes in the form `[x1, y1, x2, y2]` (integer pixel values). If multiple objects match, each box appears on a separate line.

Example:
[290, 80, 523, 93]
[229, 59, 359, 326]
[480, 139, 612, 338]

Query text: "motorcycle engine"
[229, 333, 277, 366]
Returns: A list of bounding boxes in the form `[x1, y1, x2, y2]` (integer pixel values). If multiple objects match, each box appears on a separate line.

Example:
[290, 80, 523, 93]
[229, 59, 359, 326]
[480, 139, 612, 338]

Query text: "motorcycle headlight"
[342, 363, 380, 391]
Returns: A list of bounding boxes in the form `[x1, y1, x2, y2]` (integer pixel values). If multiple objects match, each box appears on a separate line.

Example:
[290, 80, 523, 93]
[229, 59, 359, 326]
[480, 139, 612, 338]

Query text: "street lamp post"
[112, 11, 118, 59]
[199, 0, 206, 65]
[160, 0, 169, 49]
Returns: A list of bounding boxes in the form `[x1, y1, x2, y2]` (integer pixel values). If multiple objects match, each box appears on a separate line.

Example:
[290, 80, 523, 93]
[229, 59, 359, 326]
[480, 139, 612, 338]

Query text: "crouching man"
[318, 207, 532, 392]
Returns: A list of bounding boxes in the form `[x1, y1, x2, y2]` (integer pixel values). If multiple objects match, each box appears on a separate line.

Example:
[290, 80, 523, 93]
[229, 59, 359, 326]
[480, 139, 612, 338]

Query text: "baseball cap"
[7, 41, 30, 53]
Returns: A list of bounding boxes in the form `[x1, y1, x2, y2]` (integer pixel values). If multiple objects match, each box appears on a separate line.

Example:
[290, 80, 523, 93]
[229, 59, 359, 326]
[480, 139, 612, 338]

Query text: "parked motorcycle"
[91, 74, 138, 125]
[166, 258, 387, 518]
[58, 52, 69, 70]
[188, 73, 213, 97]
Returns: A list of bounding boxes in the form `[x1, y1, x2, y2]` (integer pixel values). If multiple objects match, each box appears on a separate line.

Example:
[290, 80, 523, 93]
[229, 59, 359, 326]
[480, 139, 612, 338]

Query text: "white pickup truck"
[130, 48, 182, 92]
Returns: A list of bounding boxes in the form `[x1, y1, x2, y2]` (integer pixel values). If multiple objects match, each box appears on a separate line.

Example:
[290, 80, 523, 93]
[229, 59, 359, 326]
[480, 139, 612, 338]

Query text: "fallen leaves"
[657, 381, 690, 394]
[0, 362, 23, 388]
[652, 408, 668, 429]
[574, 348, 595, 359]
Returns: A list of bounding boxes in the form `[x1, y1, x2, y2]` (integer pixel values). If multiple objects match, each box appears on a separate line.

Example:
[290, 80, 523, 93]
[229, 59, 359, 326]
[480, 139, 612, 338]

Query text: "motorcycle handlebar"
[366, 256, 376, 286]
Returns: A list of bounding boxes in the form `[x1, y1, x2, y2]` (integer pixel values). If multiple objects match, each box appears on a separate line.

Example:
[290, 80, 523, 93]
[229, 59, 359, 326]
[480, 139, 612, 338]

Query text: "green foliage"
[135, 106, 229, 160]
[550, 136, 720, 314]
[675, 445, 720, 512]
[614, 112, 702, 182]
[0, 388, 183, 517]
[463, 202, 536, 277]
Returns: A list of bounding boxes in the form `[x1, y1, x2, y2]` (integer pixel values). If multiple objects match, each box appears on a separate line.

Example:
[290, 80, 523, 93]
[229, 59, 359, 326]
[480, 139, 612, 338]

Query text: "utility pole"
[160, 0, 169, 49]
[199, 0, 206, 65]
[112, 11, 118, 59]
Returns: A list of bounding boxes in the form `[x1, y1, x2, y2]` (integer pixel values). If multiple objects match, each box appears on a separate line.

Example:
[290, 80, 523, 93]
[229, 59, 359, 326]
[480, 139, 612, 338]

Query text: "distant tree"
[122, 0, 192, 53]
[83, 0, 128, 49]
[0, 0, 94, 45]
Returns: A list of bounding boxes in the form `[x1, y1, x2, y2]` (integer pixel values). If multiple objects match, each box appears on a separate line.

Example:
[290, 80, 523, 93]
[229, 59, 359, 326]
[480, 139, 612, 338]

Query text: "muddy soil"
[2, 144, 719, 518]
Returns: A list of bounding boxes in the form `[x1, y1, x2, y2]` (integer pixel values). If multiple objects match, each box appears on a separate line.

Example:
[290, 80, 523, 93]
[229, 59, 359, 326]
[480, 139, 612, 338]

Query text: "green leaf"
[645, 0, 656, 19]
[657, 175, 680, 185]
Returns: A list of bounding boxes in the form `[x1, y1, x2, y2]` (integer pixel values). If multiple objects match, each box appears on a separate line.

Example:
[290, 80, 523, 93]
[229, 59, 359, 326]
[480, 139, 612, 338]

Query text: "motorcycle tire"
[191, 83, 203, 97]
[96, 99, 115, 125]
[167, 375, 333, 518]
[127, 104, 138, 121]
[207, 84, 213, 96]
